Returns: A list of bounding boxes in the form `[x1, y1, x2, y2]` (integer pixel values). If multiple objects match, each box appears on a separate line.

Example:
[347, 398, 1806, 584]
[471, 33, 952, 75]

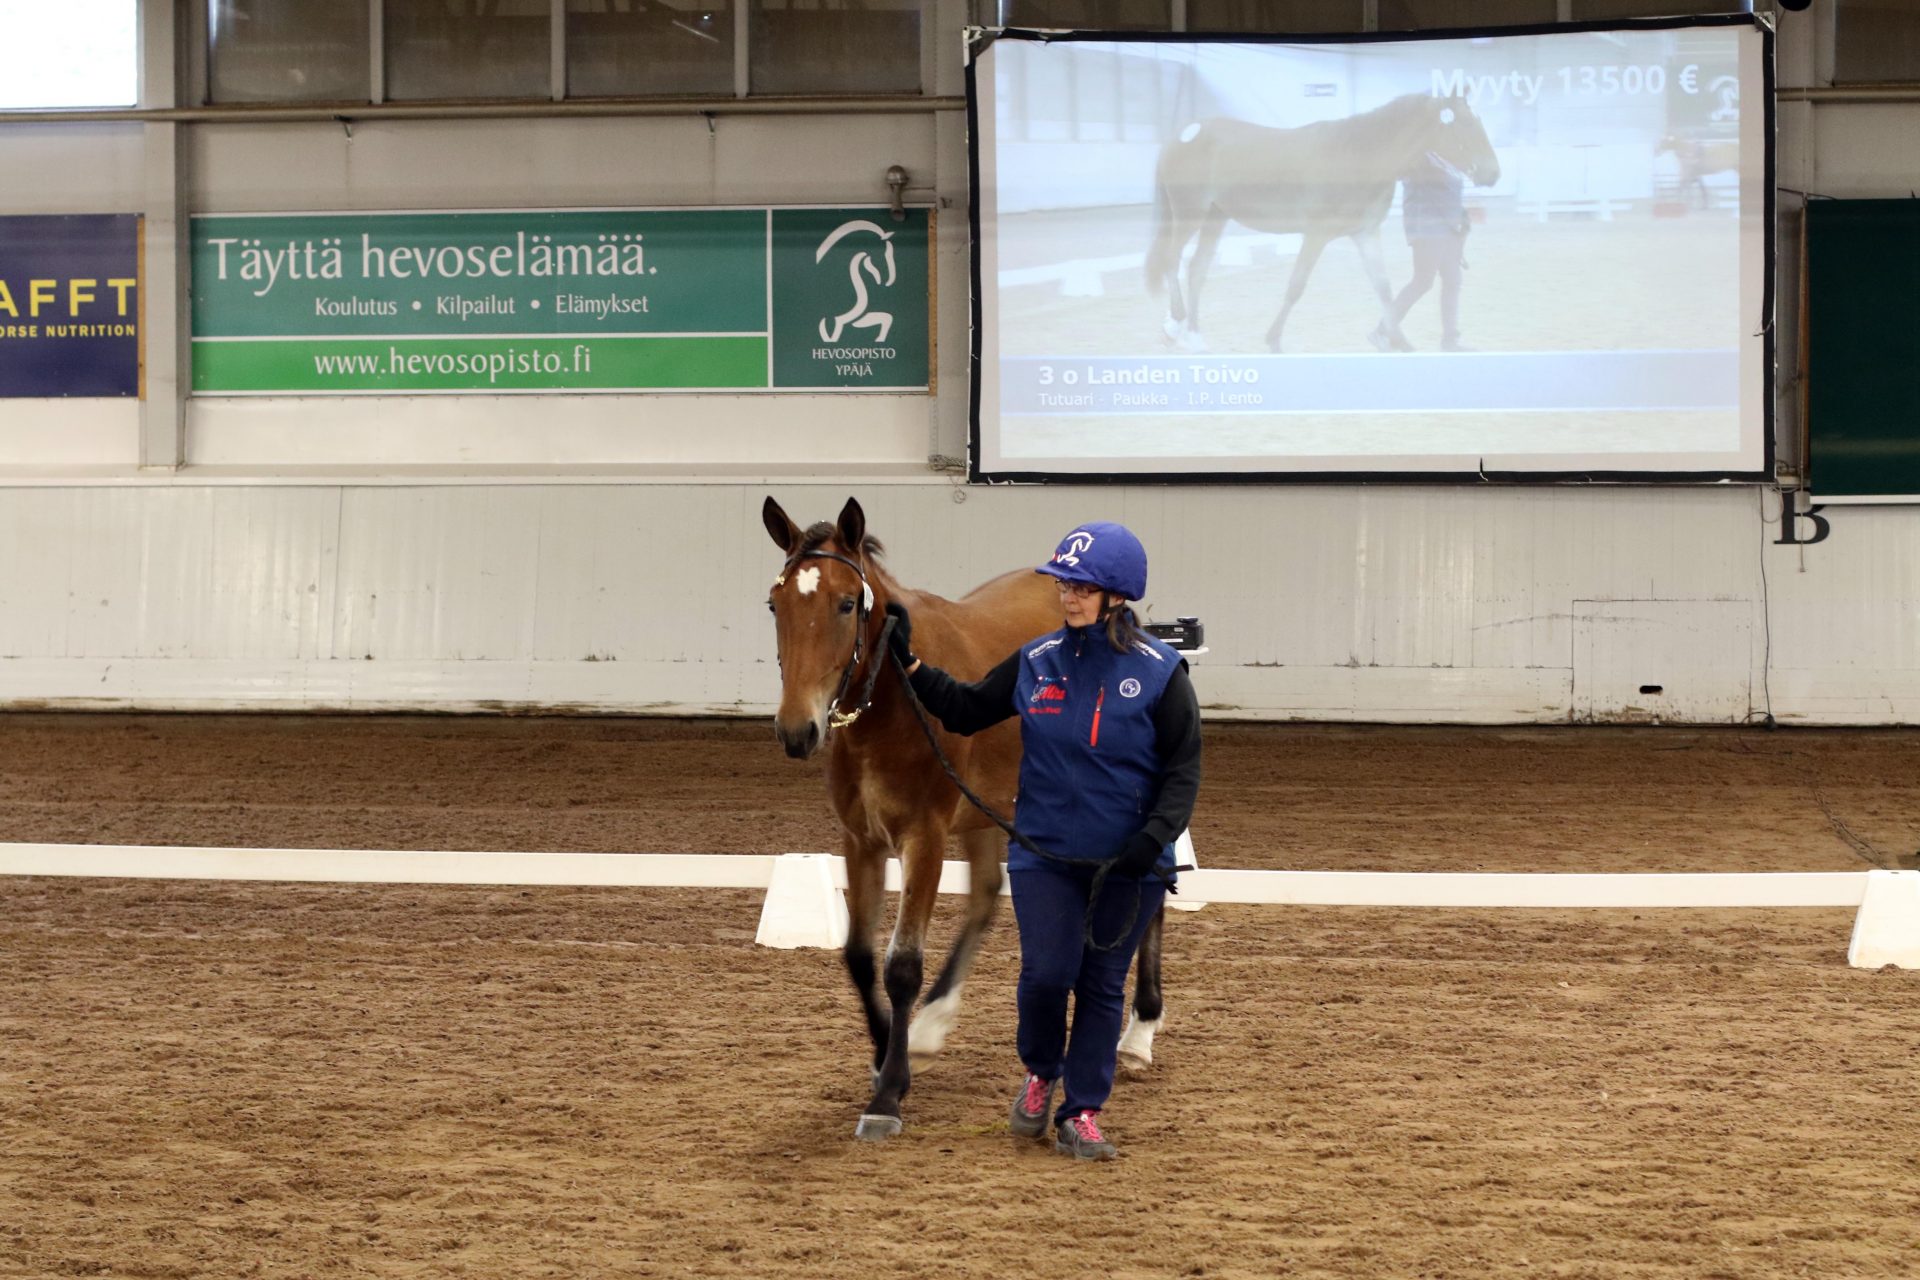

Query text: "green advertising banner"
[190, 207, 929, 394]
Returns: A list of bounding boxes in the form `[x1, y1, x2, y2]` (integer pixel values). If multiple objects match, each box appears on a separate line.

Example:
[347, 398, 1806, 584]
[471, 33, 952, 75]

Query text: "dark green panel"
[770, 208, 929, 389]
[1807, 201, 1920, 499]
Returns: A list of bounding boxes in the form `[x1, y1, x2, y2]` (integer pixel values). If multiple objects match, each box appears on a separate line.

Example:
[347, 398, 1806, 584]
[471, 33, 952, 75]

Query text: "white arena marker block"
[1167, 829, 1206, 912]
[755, 853, 848, 950]
[1847, 870, 1920, 970]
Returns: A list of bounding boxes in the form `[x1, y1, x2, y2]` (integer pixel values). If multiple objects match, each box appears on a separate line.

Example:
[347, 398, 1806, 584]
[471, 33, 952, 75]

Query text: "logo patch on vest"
[1119, 677, 1142, 698]
[1027, 674, 1067, 715]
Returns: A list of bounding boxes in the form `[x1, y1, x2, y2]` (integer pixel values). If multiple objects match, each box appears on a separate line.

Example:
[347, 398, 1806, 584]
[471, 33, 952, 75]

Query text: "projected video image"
[972, 20, 1768, 479]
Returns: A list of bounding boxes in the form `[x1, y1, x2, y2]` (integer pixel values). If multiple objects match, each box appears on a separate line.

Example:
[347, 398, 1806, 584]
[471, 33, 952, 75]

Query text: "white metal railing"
[1, 843, 1912, 969]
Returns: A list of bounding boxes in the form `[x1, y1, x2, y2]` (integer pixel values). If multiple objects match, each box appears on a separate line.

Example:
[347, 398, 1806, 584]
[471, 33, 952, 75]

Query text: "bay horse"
[763, 496, 1170, 1141]
[1146, 93, 1500, 353]
[1657, 133, 1739, 209]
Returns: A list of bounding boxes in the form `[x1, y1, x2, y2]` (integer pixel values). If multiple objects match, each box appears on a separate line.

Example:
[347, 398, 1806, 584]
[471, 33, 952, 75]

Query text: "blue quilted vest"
[1008, 623, 1183, 875]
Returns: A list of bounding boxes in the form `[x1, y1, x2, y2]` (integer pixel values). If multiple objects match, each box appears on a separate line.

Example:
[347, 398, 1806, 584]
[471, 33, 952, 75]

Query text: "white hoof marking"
[855, 1113, 903, 1141]
[1161, 318, 1209, 354]
[1117, 1014, 1162, 1075]
[908, 988, 962, 1068]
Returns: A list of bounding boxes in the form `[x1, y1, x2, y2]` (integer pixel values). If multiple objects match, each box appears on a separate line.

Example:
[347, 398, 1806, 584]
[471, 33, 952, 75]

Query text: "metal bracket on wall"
[886, 165, 909, 221]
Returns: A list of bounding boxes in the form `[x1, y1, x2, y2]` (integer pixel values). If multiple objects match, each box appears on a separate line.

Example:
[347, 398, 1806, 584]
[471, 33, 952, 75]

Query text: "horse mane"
[800, 522, 886, 559]
[1337, 93, 1437, 147]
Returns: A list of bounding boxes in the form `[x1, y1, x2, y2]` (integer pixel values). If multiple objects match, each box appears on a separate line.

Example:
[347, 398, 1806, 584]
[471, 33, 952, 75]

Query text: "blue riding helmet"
[1035, 522, 1148, 601]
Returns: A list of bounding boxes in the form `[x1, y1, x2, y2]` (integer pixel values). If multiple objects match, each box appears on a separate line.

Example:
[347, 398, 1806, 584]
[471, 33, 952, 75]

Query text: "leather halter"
[772, 548, 885, 731]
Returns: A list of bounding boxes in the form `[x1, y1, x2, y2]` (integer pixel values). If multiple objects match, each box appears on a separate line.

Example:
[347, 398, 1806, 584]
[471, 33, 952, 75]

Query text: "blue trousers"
[1010, 862, 1168, 1122]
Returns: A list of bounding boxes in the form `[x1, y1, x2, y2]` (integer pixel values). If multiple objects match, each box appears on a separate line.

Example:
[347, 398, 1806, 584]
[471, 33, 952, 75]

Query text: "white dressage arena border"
[1, 843, 1914, 970]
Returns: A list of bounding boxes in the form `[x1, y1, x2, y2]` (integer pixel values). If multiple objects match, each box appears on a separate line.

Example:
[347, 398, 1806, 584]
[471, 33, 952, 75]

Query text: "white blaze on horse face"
[795, 566, 822, 596]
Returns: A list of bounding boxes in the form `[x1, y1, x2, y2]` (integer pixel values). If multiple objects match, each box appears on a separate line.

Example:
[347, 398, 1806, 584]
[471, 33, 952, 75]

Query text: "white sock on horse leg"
[908, 987, 963, 1063]
[1117, 1013, 1163, 1073]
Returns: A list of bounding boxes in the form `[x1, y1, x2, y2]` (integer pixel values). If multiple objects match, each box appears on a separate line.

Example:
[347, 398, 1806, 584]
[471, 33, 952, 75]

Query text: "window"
[1377, 0, 1557, 29]
[196, 0, 955, 104]
[567, 0, 736, 97]
[1835, 1, 1920, 84]
[209, 0, 370, 104]
[0, 0, 137, 109]
[750, 1, 921, 95]
[1186, 0, 1365, 32]
[987, 0, 1172, 28]
[1569, 0, 1747, 16]
[386, 0, 553, 101]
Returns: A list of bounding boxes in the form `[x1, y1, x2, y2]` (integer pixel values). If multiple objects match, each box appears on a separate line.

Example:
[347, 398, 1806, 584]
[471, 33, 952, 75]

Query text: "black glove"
[883, 601, 916, 669]
[1112, 830, 1164, 880]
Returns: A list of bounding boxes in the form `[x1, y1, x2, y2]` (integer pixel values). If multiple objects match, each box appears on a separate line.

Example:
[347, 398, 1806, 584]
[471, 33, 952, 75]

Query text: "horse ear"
[836, 497, 866, 551]
[763, 496, 801, 553]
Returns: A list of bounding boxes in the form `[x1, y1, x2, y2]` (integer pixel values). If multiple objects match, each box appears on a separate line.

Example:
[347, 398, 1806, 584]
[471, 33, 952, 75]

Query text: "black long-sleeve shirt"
[908, 649, 1203, 851]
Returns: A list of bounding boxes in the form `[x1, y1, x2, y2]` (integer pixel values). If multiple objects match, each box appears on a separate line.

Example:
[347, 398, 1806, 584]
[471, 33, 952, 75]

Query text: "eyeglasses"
[1053, 579, 1103, 599]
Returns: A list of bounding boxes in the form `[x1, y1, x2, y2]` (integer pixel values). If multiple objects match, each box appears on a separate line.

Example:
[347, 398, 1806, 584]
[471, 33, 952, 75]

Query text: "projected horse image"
[1657, 134, 1740, 210]
[1147, 94, 1500, 353]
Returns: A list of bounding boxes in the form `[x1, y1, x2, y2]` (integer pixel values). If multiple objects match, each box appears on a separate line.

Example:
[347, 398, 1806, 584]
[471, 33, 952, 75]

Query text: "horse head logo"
[1054, 530, 1096, 567]
[816, 219, 897, 344]
[1429, 95, 1500, 188]
[1708, 75, 1740, 124]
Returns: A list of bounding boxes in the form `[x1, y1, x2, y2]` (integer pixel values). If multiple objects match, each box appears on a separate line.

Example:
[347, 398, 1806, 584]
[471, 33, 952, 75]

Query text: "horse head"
[762, 495, 885, 760]
[1428, 95, 1501, 187]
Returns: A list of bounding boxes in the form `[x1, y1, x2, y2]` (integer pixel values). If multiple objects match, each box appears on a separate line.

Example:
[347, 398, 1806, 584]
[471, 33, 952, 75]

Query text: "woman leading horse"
[762, 497, 1172, 1142]
[1146, 92, 1500, 353]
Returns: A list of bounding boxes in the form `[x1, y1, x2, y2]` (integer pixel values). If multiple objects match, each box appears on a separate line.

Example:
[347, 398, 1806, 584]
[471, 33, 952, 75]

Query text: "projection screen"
[968, 17, 1771, 482]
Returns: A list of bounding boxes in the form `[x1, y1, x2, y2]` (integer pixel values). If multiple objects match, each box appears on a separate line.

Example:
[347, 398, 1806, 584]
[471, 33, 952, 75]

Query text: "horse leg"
[1117, 905, 1166, 1075]
[909, 826, 1005, 1069]
[841, 832, 890, 1083]
[1161, 218, 1197, 346]
[1173, 205, 1230, 353]
[1158, 187, 1207, 347]
[1263, 234, 1328, 354]
[856, 824, 943, 1141]
[1352, 225, 1414, 352]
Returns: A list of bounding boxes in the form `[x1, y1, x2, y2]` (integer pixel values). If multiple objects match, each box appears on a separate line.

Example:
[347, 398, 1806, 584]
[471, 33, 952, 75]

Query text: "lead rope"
[873, 616, 1173, 954]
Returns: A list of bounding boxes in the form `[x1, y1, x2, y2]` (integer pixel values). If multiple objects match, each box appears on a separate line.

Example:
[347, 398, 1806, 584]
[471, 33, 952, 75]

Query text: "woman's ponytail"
[1103, 599, 1145, 654]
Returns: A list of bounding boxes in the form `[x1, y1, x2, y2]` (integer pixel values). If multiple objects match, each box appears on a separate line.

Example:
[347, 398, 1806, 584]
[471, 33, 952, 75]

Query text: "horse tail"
[1144, 153, 1178, 296]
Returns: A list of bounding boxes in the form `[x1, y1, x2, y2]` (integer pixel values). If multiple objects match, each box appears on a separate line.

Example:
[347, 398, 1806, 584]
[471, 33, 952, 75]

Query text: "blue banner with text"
[0, 214, 142, 398]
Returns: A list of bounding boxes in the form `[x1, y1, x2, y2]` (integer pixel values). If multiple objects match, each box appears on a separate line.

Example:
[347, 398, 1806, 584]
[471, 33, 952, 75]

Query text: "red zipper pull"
[1090, 686, 1105, 747]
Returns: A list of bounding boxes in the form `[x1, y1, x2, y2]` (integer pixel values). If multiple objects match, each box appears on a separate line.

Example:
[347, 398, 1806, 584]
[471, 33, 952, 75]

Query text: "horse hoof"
[854, 1114, 904, 1142]
[1117, 1049, 1153, 1076]
[908, 1050, 937, 1072]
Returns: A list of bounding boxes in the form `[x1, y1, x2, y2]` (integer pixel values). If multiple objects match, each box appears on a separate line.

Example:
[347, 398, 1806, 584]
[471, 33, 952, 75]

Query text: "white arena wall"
[0, 480, 1911, 726]
[0, 4, 1912, 726]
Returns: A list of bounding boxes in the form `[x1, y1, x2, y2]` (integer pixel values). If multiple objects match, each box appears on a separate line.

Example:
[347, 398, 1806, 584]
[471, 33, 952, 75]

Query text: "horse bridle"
[771, 549, 894, 731]
[774, 545, 1174, 947]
